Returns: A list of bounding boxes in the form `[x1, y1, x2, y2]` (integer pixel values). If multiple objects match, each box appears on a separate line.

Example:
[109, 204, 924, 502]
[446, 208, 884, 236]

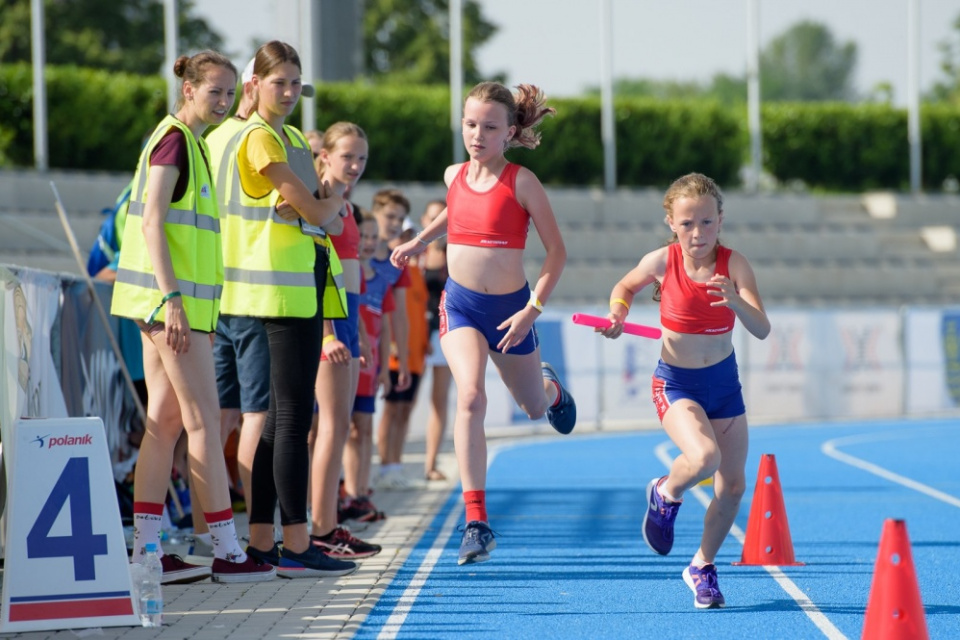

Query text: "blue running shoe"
[278, 544, 357, 578]
[542, 363, 576, 434]
[245, 542, 281, 567]
[682, 563, 726, 609]
[458, 521, 496, 565]
[642, 476, 681, 555]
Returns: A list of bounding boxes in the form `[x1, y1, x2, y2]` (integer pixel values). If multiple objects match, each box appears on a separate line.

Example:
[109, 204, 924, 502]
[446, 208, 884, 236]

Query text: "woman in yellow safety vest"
[111, 50, 275, 584]
[228, 40, 356, 578]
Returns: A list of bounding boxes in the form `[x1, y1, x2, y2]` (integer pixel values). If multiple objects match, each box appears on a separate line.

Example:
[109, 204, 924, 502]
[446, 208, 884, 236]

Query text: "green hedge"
[762, 103, 960, 191]
[2, 63, 959, 191]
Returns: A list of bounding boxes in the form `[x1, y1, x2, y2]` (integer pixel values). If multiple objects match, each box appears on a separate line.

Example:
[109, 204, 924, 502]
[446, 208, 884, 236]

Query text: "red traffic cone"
[733, 454, 804, 566]
[861, 519, 929, 640]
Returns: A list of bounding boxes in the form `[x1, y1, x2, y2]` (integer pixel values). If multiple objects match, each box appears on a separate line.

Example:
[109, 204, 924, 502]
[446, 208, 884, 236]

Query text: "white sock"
[657, 479, 682, 504]
[691, 551, 710, 568]
[207, 517, 248, 563]
[132, 512, 164, 563]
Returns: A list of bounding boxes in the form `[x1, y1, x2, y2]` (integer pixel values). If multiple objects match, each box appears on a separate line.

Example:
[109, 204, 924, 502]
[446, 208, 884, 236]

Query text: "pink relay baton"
[571, 313, 662, 339]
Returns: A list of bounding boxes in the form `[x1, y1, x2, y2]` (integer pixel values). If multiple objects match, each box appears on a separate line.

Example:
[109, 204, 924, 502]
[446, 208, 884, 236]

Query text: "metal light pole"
[301, 0, 316, 132]
[600, 0, 616, 191]
[449, 0, 464, 164]
[163, 0, 179, 114]
[30, 0, 48, 170]
[746, 0, 761, 192]
[907, 0, 922, 194]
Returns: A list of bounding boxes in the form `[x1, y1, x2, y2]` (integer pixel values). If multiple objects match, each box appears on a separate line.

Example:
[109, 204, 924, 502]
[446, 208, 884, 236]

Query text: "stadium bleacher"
[1, 170, 957, 306]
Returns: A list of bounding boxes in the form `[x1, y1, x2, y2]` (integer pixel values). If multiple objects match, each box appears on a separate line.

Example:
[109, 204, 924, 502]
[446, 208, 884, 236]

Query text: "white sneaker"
[185, 535, 215, 566]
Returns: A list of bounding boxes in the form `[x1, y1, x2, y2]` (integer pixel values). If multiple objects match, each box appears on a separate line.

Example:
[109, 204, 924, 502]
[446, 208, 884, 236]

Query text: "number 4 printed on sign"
[27, 457, 108, 581]
[1, 418, 139, 632]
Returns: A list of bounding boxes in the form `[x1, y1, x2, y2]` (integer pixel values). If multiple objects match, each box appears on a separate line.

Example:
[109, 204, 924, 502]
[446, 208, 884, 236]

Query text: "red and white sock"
[132, 501, 165, 563]
[204, 508, 248, 563]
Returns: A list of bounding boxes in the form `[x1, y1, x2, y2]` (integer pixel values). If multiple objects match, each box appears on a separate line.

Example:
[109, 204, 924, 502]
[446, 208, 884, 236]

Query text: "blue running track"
[357, 419, 960, 639]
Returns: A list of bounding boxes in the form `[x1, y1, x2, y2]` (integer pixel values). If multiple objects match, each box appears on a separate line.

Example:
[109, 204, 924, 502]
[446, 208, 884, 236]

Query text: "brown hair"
[251, 40, 302, 111]
[466, 82, 556, 150]
[371, 188, 410, 216]
[172, 51, 237, 110]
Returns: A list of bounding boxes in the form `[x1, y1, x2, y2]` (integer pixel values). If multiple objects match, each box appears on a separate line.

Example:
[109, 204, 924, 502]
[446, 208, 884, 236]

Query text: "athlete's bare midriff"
[447, 244, 527, 294]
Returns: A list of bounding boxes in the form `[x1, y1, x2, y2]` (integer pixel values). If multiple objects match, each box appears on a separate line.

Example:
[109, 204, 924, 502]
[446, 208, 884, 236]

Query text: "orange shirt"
[390, 262, 429, 375]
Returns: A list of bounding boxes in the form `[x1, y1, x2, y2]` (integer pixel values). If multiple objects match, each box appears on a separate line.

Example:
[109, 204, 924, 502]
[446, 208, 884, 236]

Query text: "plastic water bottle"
[138, 543, 163, 627]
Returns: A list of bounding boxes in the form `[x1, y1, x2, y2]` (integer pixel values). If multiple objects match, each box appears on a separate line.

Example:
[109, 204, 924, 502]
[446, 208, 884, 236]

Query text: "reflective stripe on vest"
[324, 242, 348, 319]
[217, 113, 318, 318]
[111, 115, 222, 332]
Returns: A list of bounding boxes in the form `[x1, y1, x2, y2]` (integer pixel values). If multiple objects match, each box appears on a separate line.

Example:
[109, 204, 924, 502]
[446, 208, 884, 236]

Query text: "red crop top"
[446, 163, 530, 249]
[330, 201, 360, 260]
[659, 243, 736, 335]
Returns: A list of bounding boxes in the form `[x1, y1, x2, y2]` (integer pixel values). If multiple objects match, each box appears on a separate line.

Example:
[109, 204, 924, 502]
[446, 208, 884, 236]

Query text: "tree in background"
[589, 20, 857, 104]
[0, 0, 223, 75]
[760, 20, 857, 101]
[363, 0, 501, 85]
[928, 11, 960, 104]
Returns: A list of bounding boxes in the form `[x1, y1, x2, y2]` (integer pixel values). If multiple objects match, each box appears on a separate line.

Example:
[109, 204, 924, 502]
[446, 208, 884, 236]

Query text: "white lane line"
[654, 441, 847, 640]
[376, 500, 464, 640]
[376, 437, 541, 639]
[821, 433, 960, 509]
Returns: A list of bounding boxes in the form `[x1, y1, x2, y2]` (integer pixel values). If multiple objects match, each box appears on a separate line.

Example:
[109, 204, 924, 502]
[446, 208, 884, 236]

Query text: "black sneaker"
[278, 544, 357, 578]
[542, 363, 576, 434]
[246, 542, 281, 566]
[311, 526, 382, 559]
[339, 496, 386, 524]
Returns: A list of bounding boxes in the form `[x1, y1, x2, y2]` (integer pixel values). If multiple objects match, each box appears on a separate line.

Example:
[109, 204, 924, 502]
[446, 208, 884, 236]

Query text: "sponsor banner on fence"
[905, 307, 960, 413]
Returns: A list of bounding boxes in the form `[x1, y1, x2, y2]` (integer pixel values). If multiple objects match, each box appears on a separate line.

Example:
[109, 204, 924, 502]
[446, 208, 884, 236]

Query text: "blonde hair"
[172, 51, 237, 111]
[653, 173, 724, 302]
[663, 173, 724, 218]
[466, 82, 556, 150]
[316, 122, 367, 176]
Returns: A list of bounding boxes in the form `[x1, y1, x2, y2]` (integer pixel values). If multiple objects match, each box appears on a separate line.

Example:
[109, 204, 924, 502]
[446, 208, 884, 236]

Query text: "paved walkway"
[1, 446, 462, 640]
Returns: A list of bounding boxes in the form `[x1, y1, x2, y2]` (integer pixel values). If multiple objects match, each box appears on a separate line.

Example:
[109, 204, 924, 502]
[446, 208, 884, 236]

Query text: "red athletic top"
[330, 201, 360, 260]
[659, 243, 736, 335]
[446, 163, 530, 249]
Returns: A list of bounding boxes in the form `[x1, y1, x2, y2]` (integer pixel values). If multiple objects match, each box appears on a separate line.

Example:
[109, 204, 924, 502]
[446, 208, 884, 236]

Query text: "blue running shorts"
[651, 351, 745, 422]
[439, 277, 539, 355]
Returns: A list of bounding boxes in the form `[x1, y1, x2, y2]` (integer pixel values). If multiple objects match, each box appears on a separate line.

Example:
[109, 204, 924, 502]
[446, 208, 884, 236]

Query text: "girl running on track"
[390, 81, 575, 566]
[597, 172, 770, 609]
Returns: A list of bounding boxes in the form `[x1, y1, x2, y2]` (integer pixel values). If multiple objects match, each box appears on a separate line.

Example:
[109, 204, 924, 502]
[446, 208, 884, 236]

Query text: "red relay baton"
[571, 313, 662, 340]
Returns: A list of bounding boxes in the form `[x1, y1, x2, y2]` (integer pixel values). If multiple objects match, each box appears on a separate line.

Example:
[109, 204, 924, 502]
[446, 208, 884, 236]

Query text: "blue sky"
[194, 0, 959, 107]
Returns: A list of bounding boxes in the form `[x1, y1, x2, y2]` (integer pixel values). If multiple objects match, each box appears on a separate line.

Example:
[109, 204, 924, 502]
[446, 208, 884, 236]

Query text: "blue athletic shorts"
[651, 351, 745, 422]
[214, 315, 270, 413]
[439, 277, 539, 355]
[323, 292, 361, 360]
[353, 394, 375, 414]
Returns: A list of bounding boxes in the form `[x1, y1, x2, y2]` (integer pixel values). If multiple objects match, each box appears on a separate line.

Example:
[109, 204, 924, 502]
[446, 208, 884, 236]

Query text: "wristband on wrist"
[528, 292, 544, 313]
[415, 233, 429, 246]
[611, 297, 631, 311]
[145, 291, 182, 324]
[322, 334, 336, 345]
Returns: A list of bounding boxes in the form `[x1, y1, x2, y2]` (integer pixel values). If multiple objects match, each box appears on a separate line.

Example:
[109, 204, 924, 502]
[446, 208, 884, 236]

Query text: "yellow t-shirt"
[238, 127, 287, 199]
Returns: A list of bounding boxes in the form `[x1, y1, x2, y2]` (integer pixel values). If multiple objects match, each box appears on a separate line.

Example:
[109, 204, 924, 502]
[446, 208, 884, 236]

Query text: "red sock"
[463, 490, 487, 523]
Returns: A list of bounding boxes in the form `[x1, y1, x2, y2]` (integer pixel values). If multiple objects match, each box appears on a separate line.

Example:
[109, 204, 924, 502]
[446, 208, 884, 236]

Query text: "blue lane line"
[357, 421, 960, 640]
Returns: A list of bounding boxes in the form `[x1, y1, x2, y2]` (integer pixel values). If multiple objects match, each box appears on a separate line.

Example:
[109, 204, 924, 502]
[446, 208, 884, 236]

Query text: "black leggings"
[249, 246, 328, 527]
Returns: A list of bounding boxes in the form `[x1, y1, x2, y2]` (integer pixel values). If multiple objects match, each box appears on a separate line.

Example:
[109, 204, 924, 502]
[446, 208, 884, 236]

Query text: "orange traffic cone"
[733, 454, 804, 566]
[861, 519, 929, 640]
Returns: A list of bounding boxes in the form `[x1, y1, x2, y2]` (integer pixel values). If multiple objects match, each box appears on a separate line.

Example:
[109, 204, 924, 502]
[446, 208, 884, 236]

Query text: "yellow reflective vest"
[111, 115, 222, 332]
[215, 113, 346, 319]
